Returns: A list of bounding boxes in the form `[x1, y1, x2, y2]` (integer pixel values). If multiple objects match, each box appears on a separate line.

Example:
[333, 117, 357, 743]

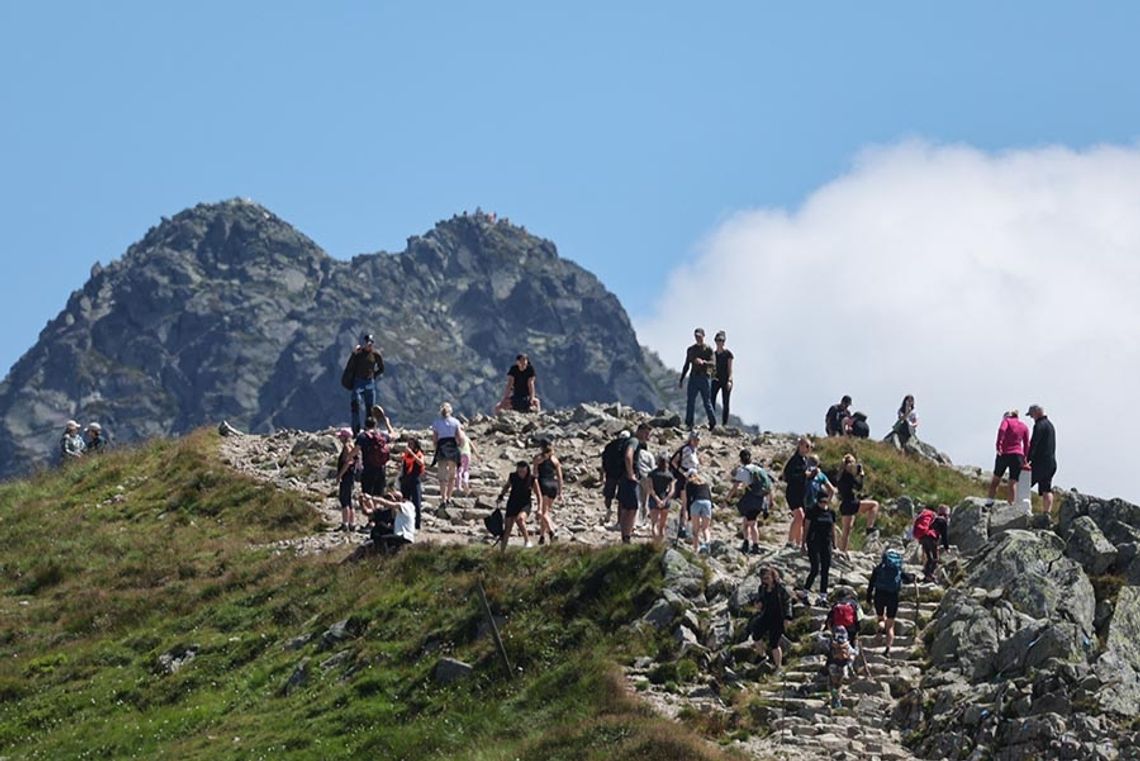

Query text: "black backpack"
[340, 355, 356, 391]
[602, 436, 630, 478]
[484, 507, 504, 538]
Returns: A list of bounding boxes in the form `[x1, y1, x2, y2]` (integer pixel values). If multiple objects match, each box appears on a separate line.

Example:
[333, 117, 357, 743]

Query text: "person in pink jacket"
[988, 410, 1030, 503]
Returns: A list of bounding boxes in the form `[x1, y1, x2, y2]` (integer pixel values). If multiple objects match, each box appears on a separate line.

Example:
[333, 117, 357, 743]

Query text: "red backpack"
[829, 601, 858, 630]
[360, 430, 390, 470]
[913, 509, 936, 541]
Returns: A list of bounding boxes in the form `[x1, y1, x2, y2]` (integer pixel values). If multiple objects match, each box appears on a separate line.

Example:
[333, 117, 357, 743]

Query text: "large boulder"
[1065, 516, 1118, 576]
[1093, 587, 1140, 716]
[927, 589, 1004, 679]
[1059, 492, 1140, 543]
[988, 502, 1029, 536]
[948, 497, 992, 555]
[662, 549, 705, 599]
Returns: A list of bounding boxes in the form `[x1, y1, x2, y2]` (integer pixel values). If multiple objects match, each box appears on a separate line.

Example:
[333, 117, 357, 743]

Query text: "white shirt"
[393, 501, 416, 543]
[733, 465, 751, 485]
[432, 416, 461, 439]
[680, 445, 700, 473]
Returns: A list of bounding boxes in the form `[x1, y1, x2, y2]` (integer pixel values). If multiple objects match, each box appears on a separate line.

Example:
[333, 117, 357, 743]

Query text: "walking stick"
[477, 578, 514, 679]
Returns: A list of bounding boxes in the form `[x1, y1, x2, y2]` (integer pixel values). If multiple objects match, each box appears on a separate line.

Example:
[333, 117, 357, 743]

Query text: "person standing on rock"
[710, 330, 734, 428]
[533, 441, 564, 545]
[802, 489, 837, 607]
[84, 423, 108, 453]
[825, 395, 853, 436]
[356, 411, 395, 515]
[455, 433, 476, 495]
[635, 439, 657, 529]
[749, 566, 792, 672]
[826, 626, 854, 709]
[670, 430, 702, 541]
[1026, 404, 1057, 515]
[399, 439, 426, 530]
[647, 454, 674, 542]
[685, 470, 715, 554]
[618, 424, 651, 544]
[782, 438, 811, 548]
[988, 410, 1030, 505]
[497, 461, 540, 549]
[494, 354, 540, 414]
[727, 449, 772, 555]
[679, 328, 716, 431]
[344, 333, 384, 435]
[600, 429, 632, 527]
[836, 453, 880, 553]
[866, 548, 912, 657]
[59, 420, 85, 461]
[431, 403, 465, 509]
[334, 428, 360, 533]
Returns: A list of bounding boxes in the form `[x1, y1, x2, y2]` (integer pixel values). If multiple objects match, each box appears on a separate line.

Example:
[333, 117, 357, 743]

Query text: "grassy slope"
[0, 432, 731, 761]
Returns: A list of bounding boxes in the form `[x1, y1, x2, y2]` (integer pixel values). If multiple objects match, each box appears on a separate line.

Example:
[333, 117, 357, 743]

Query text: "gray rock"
[156, 644, 199, 675]
[927, 589, 1002, 679]
[283, 658, 309, 695]
[1065, 516, 1118, 576]
[433, 657, 474, 685]
[949, 497, 992, 555]
[988, 503, 1029, 536]
[1094, 586, 1140, 716]
[641, 598, 677, 630]
[319, 619, 363, 651]
[284, 633, 312, 651]
[662, 548, 705, 598]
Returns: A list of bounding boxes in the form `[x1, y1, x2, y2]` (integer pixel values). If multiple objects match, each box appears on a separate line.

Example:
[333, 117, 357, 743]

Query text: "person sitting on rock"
[826, 626, 854, 709]
[532, 441, 564, 545]
[334, 428, 360, 533]
[748, 565, 792, 673]
[399, 438, 426, 530]
[84, 422, 108, 453]
[727, 449, 772, 555]
[431, 402, 466, 509]
[825, 395, 852, 436]
[782, 438, 812, 548]
[345, 333, 385, 435]
[912, 505, 950, 583]
[494, 354, 540, 414]
[356, 411, 395, 515]
[803, 486, 837, 607]
[647, 454, 674, 542]
[600, 429, 631, 527]
[836, 453, 880, 553]
[866, 548, 914, 657]
[849, 411, 870, 439]
[685, 469, 715, 554]
[884, 394, 918, 448]
[497, 460, 540, 549]
[363, 491, 416, 554]
[988, 410, 1030, 505]
[59, 420, 85, 461]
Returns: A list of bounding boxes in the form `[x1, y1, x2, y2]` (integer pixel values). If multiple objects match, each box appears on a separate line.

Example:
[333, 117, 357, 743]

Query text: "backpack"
[781, 585, 794, 621]
[829, 601, 858, 630]
[873, 550, 905, 593]
[804, 471, 828, 507]
[745, 464, 772, 497]
[912, 510, 936, 541]
[340, 355, 356, 391]
[484, 507, 504, 538]
[360, 430, 390, 470]
[830, 633, 851, 663]
[669, 445, 688, 480]
[602, 436, 631, 478]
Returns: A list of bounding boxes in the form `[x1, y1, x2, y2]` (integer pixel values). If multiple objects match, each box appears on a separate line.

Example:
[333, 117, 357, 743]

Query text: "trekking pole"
[477, 578, 514, 679]
[913, 577, 921, 640]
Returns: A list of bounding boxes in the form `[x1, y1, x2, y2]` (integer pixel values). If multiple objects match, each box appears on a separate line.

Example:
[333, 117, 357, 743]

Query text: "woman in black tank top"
[532, 442, 563, 544]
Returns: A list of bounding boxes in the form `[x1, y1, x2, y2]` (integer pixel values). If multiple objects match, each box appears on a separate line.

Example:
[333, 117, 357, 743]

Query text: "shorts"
[618, 478, 640, 510]
[539, 481, 559, 499]
[738, 495, 765, 521]
[786, 488, 805, 510]
[1032, 463, 1056, 494]
[828, 661, 852, 683]
[993, 453, 1024, 481]
[650, 496, 671, 512]
[873, 590, 900, 619]
[361, 468, 386, 497]
[510, 395, 531, 412]
[689, 499, 713, 519]
[673, 475, 688, 500]
[505, 500, 530, 518]
[839, 498, 860, 517]
[748, 616, 784, 650]
[338, 477, 354, 509]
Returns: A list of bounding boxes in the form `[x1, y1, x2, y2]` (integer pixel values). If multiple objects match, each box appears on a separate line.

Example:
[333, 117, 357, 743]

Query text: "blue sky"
[3, 3, 1140, 500]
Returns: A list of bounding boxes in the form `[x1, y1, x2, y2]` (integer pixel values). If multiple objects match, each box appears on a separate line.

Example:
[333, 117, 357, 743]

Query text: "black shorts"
[873, 590, 900, 619]
[1032, 463, 1056, 494]
[839, 498, 860, 517]
[618, 479, 640, 510]
[505, 501, 530, 518]
[738, 495, 765, 521]
[361, 468, 386, 496]
[338, 477, 354, 509]
[673, 475, 688, 501]
[786, 488, 805, 510]
[539, 481, 558, 499]
[993, 453, 1024, 481]
[510, 395, 531, 412]
[748, 615, 784, 650]
[603, 475, 620, 503]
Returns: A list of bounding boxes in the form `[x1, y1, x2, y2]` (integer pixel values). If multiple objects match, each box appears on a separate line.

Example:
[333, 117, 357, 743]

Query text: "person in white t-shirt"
[365, 492, 417, 553]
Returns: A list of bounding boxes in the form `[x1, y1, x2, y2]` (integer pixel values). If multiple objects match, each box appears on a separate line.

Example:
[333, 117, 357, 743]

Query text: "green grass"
[0, 431, 733, 761]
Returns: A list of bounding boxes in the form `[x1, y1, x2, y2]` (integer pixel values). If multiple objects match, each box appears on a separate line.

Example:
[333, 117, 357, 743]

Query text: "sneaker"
[337, 523, 347, 532]
[815, 594, 829, 607]
[538, 535, 546, 546]
[524, 539, 533, 548]
[750, 543, 762, 555]
[866, 526, 881, 535]
[740, 540, 750, 553]
[698, 543, 710, 554]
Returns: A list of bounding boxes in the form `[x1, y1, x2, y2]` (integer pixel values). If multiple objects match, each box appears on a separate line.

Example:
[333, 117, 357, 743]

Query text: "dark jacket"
[1028, 416, 1056, 467]
[348, 349, 385, 381]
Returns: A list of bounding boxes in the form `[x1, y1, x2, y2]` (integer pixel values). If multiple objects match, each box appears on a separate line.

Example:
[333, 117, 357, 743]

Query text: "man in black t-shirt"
[495, 354, 540, 413]
[711, 330, 734, 427]
[825, 396, 852, 436]
[679, 328, 716, 430]
[1026, 404, 1058, 514]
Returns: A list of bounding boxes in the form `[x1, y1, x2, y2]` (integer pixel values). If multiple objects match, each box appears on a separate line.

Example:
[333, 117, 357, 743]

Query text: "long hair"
[898, 395, 914, 417]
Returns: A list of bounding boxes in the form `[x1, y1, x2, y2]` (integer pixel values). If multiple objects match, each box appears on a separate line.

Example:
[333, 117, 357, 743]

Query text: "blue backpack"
[804, 471, 829, 506]
[873, 550, 905, 593]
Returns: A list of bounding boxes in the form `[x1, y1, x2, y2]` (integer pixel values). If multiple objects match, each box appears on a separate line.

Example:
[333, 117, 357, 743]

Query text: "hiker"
[1026, 404, 1057, 514]
[532, 441, 563, 544]
[912, 505, 950, 583]
[825, 395, 852, 436]
[826, 627, 854, 709]
[84, 423, 108, 453]
[867, 548, 914, 657]
[497, 460, 539, 549]
[617, 424, 651, 544]
[849, 412, 870, 439]
[685, 470, 714, 553]
[989, 410, 1030, 504]
[885, 394, 918, 448]
[836, 453, 880, 552]
[711, 330, 734, 427]
[727, 449, 772, 555]
[494, 354, 540, 413]
[647, 454, 674, 542]
[635, 439, 657, 529]
[399, 438, 426, 530]
[60, 420, 85, 460]
[356, 410, 394, 512]
[670, 430, 702, 540]
[824, 587, 862, 649]
[678, 327, 716, 431]
[782, 438, 811, 547]
[431, 402, 466, 509]
[802, 488, 837, 607]
[334, 428, 360, 533]
[600, 429, 632, 526]
[748, 565, 792, 672]
[364, 491, 416, 554]
[344, 333, 385, 435]
[455, 433, 476, 495]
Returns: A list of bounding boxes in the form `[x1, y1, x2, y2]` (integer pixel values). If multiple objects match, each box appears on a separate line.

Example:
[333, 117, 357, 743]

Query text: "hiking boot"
[750, 543, 762, 555]
[866, 526, 881, 535]
[740, 539, 750, 553]
[815, 594, 829, 607]
[538, 535, 546, 546]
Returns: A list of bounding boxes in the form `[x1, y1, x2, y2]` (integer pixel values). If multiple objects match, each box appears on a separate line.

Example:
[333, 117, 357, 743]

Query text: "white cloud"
[637, 141, 1140, 503]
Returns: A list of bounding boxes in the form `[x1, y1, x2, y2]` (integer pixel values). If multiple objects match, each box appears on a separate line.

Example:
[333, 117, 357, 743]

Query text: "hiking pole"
[477, 578, 514, 679]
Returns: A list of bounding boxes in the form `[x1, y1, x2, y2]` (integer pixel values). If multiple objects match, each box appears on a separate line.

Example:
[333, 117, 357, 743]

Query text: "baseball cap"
[361, 333, 374, 344]
[336, 427, 353, 440]
[66, 420, 79, 430]
[1025, 404, 1042, 415]
[694, 327, 705, 337]
[87, 422, 102, 432]
[687, 430, 701, 441]
[714, 330, 726, 341]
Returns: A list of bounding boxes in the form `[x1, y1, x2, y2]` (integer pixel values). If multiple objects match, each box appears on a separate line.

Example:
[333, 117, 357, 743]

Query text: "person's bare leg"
[772, 644, 783, 670]
[1042, 491, 1054, 514]
[839, 515, 853, 552]
[1007, 479, 1017, 504]
[861, 499, 879, 529]
[885, 617, 896, 654]
[619, 508, 636, 543]
[788, 508, 804, 546]
[987, 475, 1000, 500]
[500, 516, 513, 550]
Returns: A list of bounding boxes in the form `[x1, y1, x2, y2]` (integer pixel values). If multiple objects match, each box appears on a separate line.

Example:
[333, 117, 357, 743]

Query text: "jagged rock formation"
[0, 200, 695, 479]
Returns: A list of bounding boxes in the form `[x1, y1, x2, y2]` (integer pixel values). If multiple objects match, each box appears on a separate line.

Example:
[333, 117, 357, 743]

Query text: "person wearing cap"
[84, 423, 108, 454]
[345, 333, 385, 435]
[679, 328, 717, 431]
[988, 410, 1030, 505]
[1026, 404, 1057, 514]
[710, 331, 734, 428]
[600, 429, 632, 525]
[334, 428, 360, 532]
[59, 420, 85, 461]
[617, 424, 652, 544]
